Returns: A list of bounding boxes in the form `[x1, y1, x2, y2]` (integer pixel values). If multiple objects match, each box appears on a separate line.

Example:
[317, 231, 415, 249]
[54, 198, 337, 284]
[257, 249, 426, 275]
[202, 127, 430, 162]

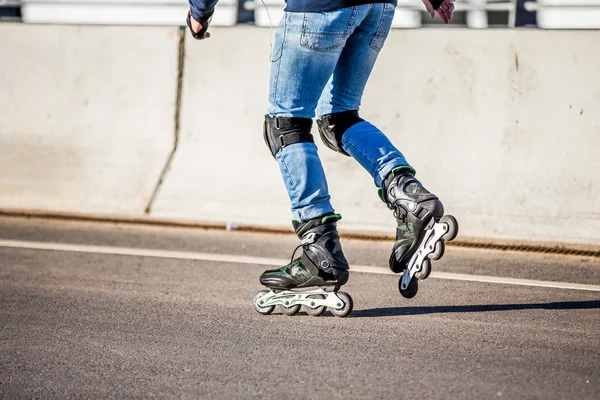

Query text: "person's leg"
[315, 4, 445, 274]
[267, 7, 368, 222]
[261, 7, 371, 290]
[315, 3, 412, 188]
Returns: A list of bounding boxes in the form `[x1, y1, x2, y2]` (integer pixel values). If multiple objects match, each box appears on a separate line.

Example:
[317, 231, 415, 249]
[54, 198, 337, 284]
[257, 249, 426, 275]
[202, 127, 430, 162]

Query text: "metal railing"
[252, 0, 516, 28]
[252, 0, 600, 29]
[2, 0, 600, 29]
[0, 0, 21, 21]
[18, 0, 238, 25]
[525, 0, 600, 28]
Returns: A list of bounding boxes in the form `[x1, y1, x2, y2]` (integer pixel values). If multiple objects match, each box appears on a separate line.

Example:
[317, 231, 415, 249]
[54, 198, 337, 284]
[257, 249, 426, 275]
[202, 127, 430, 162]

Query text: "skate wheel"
[280, 304, 301, 316]
[429, 240, 445, 261]
[399, 278, 419, 299]
[305, 294, 327, 317]
[305, 305, 326, 317]
[330, 292, 353, 318]
[440, 215, 459, 242]
[253, 290, 275, 315]
[415, 258, 432, 280]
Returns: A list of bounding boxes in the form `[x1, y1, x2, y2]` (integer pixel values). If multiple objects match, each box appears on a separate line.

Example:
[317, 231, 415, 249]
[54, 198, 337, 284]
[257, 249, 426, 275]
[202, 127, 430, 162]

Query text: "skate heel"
[253, 287, 353, 318]
[398, 214, 459, 298]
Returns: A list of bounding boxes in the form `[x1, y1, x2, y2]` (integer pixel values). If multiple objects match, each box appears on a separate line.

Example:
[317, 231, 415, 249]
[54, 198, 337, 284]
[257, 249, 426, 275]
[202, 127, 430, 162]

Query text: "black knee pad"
[263, 115, 314, 158]
[316, 110, 364, 157]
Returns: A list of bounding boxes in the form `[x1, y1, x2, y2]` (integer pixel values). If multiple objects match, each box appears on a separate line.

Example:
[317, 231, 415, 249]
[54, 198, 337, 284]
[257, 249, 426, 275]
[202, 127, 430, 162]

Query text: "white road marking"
[352, 265, 600, 292]
[1, 239, 600, 293]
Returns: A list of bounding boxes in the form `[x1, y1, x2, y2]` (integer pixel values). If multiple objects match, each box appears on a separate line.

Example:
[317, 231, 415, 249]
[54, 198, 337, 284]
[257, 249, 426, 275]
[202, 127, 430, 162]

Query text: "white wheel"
[305, 294, 327, 317]
[429, 240, 445, 261]
[280, 304, 301, 316]
[415, 258, 432, 280]
[330, 292, 353, 318]
[253, 290, 275, 315]
[440, 215, 459, 241]
[305, 306, 327, 317]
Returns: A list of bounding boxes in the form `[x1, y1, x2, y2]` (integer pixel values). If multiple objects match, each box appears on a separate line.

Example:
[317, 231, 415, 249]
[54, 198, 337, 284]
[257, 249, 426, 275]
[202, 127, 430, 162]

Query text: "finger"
[427, 5, 436, 18]
[422, 0, 436, 18]
[437, 8, 449, 24]
[448, 0, 456, 19]
[440, 4, 450, 22]
[441, 2, 452, 23]
[446, 1, 455, 18]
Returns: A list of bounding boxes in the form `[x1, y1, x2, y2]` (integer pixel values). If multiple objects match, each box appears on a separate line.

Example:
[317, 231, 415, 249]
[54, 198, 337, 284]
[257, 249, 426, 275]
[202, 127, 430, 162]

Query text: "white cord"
[260, 0, 274, 57]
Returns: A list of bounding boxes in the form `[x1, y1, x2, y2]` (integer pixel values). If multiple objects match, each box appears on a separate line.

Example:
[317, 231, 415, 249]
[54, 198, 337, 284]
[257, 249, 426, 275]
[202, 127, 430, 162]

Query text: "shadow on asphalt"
[350, 300, 600, 318]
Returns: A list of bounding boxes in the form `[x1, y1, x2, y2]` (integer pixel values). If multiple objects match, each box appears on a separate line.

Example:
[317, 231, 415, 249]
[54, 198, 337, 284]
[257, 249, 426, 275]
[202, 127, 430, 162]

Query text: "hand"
[187, 10, 213, 40]
[190, 15, 210, 39]
[421, 0, 456, 24]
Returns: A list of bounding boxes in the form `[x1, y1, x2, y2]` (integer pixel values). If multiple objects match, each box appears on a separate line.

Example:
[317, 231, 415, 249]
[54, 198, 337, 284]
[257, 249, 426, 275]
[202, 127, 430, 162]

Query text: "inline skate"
[380, 167, 459, 298]
[253, 214, 353, 317]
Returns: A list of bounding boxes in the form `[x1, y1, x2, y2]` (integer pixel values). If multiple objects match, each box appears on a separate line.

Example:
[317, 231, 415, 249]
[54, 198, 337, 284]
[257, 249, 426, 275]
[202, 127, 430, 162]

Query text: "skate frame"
[399, 220, 449, 290]
[257, 288, 346, 310]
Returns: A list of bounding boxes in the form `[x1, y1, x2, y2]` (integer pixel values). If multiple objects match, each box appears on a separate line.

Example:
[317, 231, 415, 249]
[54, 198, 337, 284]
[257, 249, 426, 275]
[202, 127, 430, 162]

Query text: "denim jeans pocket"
[370, 3, 395, 52]
[300, 8, 358, 51]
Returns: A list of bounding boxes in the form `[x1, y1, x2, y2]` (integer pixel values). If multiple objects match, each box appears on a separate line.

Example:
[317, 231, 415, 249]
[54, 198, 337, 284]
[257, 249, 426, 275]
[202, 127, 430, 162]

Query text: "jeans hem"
[293, 202, 336, 223]
[376, 160, 411, 188]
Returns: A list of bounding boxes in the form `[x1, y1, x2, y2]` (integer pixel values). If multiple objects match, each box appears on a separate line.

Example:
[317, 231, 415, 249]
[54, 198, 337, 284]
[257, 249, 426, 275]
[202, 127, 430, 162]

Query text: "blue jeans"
[268, 4, 411, 222]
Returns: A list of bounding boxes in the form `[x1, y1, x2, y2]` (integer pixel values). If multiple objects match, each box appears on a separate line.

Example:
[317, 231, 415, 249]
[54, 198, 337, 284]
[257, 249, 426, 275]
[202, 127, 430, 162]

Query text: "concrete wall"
[153, 28, 600, 246]
[0, 24, 179, 215]
[355, 30, 600, 245]
[1, 24, 599, 246]
[151, 27, 286, 228]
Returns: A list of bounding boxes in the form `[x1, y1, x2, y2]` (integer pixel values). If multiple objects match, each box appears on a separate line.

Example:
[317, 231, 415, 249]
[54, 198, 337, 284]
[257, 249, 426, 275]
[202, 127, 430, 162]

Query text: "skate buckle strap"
[301, 232, 317, 245]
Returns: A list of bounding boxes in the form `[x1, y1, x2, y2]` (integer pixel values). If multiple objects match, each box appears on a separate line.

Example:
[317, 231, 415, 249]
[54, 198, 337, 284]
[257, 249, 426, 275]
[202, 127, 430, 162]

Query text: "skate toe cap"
[259, 274, 292, 290]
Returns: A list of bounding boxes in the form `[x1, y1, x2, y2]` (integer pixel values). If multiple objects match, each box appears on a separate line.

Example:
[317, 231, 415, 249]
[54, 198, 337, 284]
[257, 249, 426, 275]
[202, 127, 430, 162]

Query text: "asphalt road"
[1, 217, 599, 399]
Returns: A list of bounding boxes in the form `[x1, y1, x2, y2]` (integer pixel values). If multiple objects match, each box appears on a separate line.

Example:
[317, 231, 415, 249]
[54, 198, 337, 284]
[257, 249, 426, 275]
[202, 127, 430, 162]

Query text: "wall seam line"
[145, 27, 185, 214]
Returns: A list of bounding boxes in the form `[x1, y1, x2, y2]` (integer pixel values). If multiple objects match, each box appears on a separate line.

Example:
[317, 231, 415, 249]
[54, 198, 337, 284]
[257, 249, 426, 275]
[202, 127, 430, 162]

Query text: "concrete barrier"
[0, 24, 179, 215]
[357, 29, 600, 246]
[153, 28, 600, 246]
[150, 27, 286, 226]
[1, 24, 598, 246]
[20, 0, 238, 26]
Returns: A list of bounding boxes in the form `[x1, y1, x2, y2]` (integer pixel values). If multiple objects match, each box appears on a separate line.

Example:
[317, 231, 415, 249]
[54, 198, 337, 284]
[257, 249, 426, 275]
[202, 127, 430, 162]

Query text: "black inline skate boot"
[380, 167, 458, 298]
[259, 213, 349, 289]
[253, 214, 353, 317]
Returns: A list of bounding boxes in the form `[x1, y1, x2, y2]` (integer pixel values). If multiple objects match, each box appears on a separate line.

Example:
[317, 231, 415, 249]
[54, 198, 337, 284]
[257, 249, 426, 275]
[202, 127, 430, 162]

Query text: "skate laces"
[393, 207, 408, 225]
[290, 244, 303, 265]
[289, 231, 318, 265]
